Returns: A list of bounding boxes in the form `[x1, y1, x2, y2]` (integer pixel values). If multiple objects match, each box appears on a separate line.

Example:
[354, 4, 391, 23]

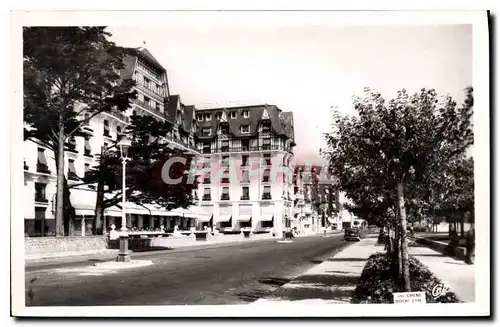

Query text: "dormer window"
[243, 110, 249, 118]
[202, 127, 211, 136]
[216, 112, 222, 120]
[240, 125, 250, 133]
[231, 111, 237, 119]
[262, 122, 271, 133]
[206, 114, 212, 121]
[220, 125, 229, 135]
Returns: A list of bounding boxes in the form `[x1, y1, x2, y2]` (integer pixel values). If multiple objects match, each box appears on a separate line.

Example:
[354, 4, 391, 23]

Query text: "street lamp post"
[116, 135, 132, 263]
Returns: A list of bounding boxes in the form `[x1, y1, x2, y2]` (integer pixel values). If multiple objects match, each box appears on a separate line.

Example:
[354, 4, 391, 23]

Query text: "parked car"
[344, 228, 361, 241]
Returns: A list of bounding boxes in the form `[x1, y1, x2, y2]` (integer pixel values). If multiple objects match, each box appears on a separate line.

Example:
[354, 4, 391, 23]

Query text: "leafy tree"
[23, 27, 136, 236]
[323, 87, 473, 291]
[82, 114, 199, 234]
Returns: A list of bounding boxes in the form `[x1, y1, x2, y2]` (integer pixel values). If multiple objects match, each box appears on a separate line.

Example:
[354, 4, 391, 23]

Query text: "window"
[156, 102, 161, 111]
[202, 188, 211, 201]
[262, 169, 271, 183]
[36, 148, 50, 173]
[68, 159, 78, 180]
[240, 125, 250, 133]
[197, 115, 203, 121]
[216, 112, 222, 120]
[230, 111, 237, 119]
[103, 120, 110, 136]
[202, 127, 211, 136]
[34, 207, 47, 236]
[68, 136, 77, 152]
[144, 96, 151, 105]
[263, 153, 271, 167]
[221, 139, 229, 152]
[84, 113, 90, 126]
[262, 186, 271, 199]
[262, 137, 271, 150]
[221, 187, 230, 200]
[241, 139, 250, 151]
[84, 163, 90, 176]
[243, 110, 249, 118]
[132, 110, 137, 116]
[242, 170, 250, 183]
[241, 155, 249, 167]
[221, 156, 230, 168]
[241, 186, 250, 200]
[220, 125, 229, 135]
[202, 142, 211, 154]
[155, 83, 161, 93]
[205, 114, 212, 121]
[35, 183, 47, 202]
[144, 76, 151, 88]
[262, 123, 271, 133]
[84, 136, 92, 156]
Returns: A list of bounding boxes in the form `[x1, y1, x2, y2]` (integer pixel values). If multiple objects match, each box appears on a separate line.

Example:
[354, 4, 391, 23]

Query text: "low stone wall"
[413, 237, 467, 260]
[25, 236, 108, 255]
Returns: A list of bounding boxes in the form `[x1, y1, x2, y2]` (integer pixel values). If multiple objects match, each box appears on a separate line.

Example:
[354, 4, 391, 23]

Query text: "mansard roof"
[195, 104, 294, 140]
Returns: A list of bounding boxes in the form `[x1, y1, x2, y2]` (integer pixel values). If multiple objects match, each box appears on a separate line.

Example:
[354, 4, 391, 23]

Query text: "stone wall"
[25, 236, 108, 255]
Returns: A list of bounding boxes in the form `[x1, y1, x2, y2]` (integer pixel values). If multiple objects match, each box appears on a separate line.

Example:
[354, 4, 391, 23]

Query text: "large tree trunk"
[63, 177, 75, 236]
[397, 181, 411, 292]
[396, 225, 402, 278]
[55, 120, 65, 236]
[93, 146, 106, 235]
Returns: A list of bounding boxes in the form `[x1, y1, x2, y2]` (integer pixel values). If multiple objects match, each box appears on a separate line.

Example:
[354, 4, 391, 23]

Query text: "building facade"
[23, 47, 296, 237]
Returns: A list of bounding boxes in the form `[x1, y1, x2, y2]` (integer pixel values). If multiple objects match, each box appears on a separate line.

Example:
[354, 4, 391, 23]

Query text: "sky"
[107, 19, 472, 165]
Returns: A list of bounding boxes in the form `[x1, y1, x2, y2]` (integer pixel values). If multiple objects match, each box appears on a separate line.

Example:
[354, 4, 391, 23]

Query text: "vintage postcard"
[10, 9, 490, 318]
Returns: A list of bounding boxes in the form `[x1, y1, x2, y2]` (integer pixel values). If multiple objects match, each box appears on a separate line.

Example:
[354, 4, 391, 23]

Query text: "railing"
[240, 195, 250, 200]
[163, 134, 199, 152]
[203, 178, 211, 184]
[34, 196, 48, 203]
[202, 195, 211, 201]
[221, 194, 230, 200]
[36, 163, 51, 174]
[262, 193, 272, 200]
[206, 144, 292, 154]
[135, 82, 165, 102]
[134, 99, 166, 119]
[104, 110, 130, 124]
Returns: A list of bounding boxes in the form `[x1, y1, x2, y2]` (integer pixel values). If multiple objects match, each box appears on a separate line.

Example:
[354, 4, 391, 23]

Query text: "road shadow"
[412, 253, 446, 258]
[258, 277, 292, 286]
[270, 274, 360, 301]
[308, 260, 323, 264]
[130, 246, 174, 253]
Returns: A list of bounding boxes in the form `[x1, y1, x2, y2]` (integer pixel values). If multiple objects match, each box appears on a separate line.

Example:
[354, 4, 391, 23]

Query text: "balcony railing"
[203, 178, 211, 184]
[202, 195, 211, 201]
[163, 134, 199, 152]
[36, 163, 51, 174]
[206, 144, 292, 154]
[34, 196, 48, 203]
[104, 110, 130, 124]
[221, 194, 230, 201]
[262, 193, 272, 200]
[240, 195, 250, 200]
[134, 99, 167, 119]
[135, 82, 165, 102]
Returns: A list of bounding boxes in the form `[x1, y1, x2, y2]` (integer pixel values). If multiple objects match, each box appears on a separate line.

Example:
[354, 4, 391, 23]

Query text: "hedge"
[351, 252, 460, 304]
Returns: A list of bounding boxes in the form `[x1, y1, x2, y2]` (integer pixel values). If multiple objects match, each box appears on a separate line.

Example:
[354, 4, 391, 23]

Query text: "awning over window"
[236, 215, 252, 222]
[197, 215, 212, 223]
[260, 204, 274, 221]
[260, 215, 274, 222]
[218, 215, 232, 222]
[69, 188, 121, 217]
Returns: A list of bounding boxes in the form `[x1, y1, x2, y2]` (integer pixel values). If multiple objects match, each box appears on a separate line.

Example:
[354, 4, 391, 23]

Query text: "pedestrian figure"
[465, 226, 475, 264]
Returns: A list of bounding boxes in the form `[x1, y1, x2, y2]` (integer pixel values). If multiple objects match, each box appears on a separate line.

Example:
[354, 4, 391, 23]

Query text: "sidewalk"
[252, 236, 379, 304]
[408, 244, 475, 303]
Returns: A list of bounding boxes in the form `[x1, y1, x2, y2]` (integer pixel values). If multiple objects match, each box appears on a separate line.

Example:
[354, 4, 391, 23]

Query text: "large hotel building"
[23, 47, 299, 237]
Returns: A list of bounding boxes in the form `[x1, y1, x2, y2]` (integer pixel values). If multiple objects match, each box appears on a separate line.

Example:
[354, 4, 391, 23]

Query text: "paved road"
[26, 234, 353, 306]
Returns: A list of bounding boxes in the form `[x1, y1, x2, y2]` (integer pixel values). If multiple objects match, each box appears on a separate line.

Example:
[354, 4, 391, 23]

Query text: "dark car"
[344, 228, 361, 241]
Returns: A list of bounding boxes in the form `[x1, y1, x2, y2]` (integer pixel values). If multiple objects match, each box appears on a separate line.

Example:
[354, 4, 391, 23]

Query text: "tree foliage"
[23, 26, 137, 235]
[322, 87, 474, 291]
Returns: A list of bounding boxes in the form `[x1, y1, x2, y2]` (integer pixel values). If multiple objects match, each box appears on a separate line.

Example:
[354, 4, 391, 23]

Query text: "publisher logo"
[432, 283, 450, 299]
